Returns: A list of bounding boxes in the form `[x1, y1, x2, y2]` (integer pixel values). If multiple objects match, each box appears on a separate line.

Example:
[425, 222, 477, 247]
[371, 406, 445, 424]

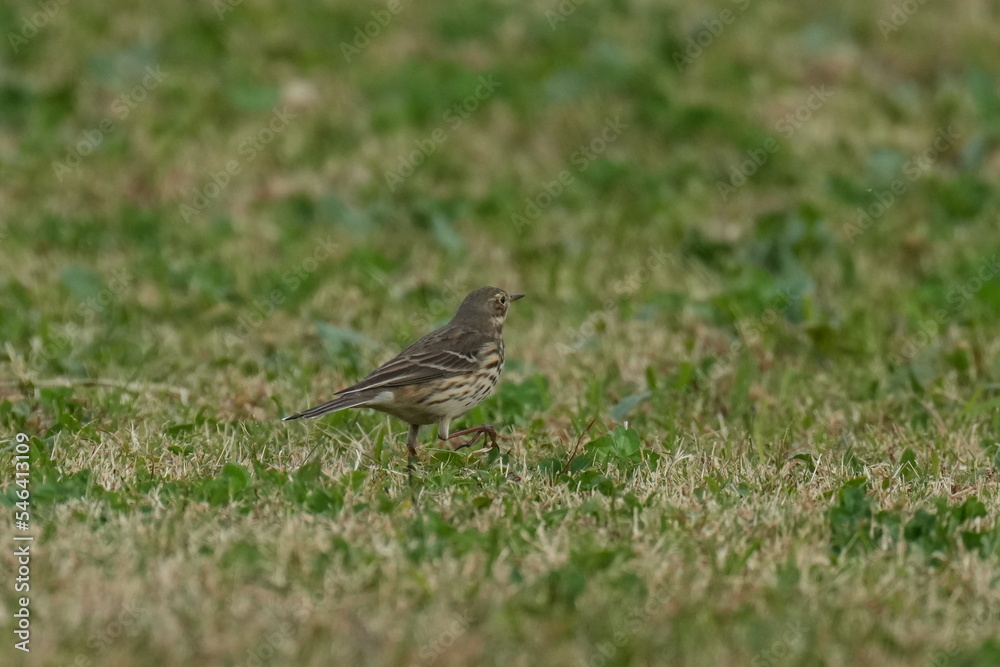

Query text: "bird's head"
[452, 286, 525, 332]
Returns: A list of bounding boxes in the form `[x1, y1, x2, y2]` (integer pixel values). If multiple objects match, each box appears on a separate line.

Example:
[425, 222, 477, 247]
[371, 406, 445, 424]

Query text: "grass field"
[3, 1, 1000, 665]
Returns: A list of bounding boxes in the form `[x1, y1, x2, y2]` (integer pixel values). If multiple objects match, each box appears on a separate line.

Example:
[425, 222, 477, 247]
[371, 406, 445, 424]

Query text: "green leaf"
[789, 452, 817, 472]
[341, 470, 367, 492]
[429, 212, 465, 254]
[304, 486, 344, 515]
[165, 423, 196, 436]
[313, 321, 376, 361]
[294, 460, 326, 485]
[545, 564, 587, 608]
[958, 496, 987, 522]
[429, 450, 467, 466]
[969, 68, 1000, 137]
[227, 83, 280, 111]
[610, 391, 651, 422]
[898, 447, 919, 480]
[60, 266, 104, 302]
[828, 477, 877, 556]
[220, 540, 263, 570]
[610, 426, 642, 462]
[222, 463, 251, 495]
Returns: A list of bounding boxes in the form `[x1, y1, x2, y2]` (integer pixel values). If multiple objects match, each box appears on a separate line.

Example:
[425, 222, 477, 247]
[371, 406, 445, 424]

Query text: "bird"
[283, 286, 524, 458]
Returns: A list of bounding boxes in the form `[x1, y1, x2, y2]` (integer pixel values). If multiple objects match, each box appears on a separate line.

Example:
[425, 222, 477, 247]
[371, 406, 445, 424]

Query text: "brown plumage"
[283, 286, 524, 457]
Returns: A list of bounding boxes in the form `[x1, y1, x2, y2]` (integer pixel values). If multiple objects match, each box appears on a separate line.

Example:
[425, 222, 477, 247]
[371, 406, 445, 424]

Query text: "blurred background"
[1, 0, 998, 411]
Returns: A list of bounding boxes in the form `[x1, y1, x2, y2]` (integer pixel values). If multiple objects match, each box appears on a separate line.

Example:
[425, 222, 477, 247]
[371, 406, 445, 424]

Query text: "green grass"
[2, 0, 1000, 665]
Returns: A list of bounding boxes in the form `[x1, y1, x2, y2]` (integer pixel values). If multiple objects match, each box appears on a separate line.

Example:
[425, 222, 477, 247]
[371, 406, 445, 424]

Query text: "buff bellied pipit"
[283, 286, 524, 457]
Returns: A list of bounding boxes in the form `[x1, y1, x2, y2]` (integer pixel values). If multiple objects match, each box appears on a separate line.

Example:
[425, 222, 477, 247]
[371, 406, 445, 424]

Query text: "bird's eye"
[499, 295, 506, 305]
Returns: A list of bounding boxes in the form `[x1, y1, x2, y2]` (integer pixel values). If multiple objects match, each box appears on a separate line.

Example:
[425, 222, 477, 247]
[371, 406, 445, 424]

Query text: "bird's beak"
[510, 293, 525, 301]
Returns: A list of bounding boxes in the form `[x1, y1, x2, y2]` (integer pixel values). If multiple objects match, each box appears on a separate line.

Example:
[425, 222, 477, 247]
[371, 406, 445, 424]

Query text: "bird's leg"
[405, 424, 420, 484]
[405, 423, 421, 458]
[440, 424, 499, 452]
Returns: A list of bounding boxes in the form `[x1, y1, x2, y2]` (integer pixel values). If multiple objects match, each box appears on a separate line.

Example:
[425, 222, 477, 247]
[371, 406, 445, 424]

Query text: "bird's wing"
[335, 326, 489, 396]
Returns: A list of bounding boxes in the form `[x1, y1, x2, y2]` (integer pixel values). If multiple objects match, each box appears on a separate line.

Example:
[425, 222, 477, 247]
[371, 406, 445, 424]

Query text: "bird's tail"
[282, 394, 373, 421]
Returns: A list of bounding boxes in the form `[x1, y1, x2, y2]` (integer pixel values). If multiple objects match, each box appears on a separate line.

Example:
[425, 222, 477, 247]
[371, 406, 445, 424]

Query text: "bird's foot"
[447, 424, 499, 453]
